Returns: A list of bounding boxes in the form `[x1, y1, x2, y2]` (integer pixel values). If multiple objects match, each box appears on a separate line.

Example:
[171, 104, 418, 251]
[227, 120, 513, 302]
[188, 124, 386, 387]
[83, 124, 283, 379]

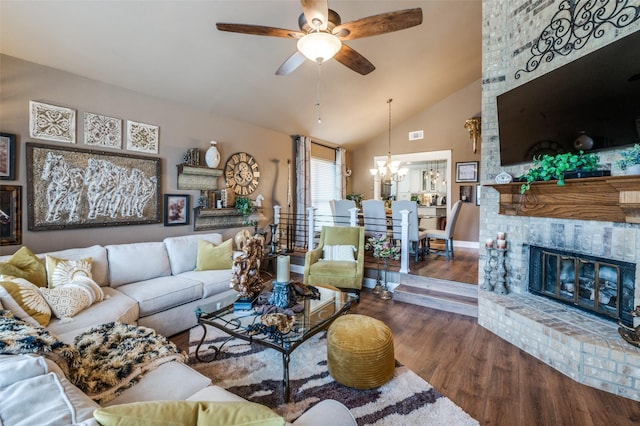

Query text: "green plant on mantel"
[616, 143, 640, 171]
[235, 197, 255, 224]
[346, 193, 363, 208]
[519, 151, 601, 194]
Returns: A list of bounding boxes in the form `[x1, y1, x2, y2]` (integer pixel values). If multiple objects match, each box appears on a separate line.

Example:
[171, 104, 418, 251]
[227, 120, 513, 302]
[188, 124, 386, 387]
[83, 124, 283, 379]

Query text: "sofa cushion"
[0, 354, 49, 387]
[44, 245, 109, 287]
[309, 261, 358, 278]
[45, 255, 92, 287]
[0, 277, 51, 326]
[116, 276, 202, 317]
[0, 246, 47, 287]
[0, 371, 99, 426]
[164, 232, 223, 275]
[105, 361, 212, 406]
[177, 269, 233, 298]
[107, 242, 171, 288]
[94, 401, 285, 426]
[195, 238, 233, 271]
[47, 287, 139, 343]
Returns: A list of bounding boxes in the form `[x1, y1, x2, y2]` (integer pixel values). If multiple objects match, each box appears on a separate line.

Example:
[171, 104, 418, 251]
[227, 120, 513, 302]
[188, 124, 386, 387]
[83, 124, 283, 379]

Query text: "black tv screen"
[497, 30, 640, 166]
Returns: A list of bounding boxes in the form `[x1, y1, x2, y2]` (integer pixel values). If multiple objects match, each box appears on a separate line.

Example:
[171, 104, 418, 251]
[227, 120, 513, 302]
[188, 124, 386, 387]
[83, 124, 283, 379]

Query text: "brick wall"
[479, 0, 640, 400]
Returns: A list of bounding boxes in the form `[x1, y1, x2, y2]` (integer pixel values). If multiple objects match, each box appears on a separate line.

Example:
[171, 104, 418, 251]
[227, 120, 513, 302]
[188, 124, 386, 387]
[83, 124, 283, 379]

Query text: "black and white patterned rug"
[189, 325, 478, 425]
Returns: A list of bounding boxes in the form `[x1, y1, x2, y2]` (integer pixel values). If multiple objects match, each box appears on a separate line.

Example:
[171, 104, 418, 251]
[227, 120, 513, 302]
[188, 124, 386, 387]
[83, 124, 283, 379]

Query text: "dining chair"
[391, 200, 428, 262]
[424, 200, 463, 260]
[330, 199, 356, 227]
[361, 199, 390, 239]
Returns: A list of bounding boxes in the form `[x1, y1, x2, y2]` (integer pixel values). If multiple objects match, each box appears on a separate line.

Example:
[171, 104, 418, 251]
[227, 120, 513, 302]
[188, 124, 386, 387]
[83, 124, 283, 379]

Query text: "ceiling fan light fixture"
[297, 32, 342, 63]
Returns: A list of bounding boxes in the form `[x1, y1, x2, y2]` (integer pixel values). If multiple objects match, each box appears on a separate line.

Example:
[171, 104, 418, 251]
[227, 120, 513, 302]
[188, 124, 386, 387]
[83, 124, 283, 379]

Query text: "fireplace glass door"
[529, 244, 637, 325]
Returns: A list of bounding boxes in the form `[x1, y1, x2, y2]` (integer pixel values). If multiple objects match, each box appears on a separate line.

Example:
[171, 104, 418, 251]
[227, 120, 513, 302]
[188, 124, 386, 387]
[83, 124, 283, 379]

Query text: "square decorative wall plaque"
[126, 120, 159, 154]
[84, 112, 122, 149]
[29, 101, 76, 143]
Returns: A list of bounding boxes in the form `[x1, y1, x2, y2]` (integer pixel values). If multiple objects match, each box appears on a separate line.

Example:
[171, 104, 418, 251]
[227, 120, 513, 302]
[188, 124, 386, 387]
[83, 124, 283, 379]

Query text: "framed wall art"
[456, 161, 478, 183]
[84, 112, 122, 149]
[164, 194, 190, 226]
[29, 101, 76, 143]
[0, 185, 22, 245]
[126, 120, 159, 154]
[460, 185, 473, 203]
[26, 142, 160, 231]
[0, 133, 16, 180]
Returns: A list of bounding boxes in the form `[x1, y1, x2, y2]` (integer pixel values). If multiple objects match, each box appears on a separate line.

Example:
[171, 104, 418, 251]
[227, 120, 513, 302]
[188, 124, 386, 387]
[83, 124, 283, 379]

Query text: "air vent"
[408, 130, 424, 141]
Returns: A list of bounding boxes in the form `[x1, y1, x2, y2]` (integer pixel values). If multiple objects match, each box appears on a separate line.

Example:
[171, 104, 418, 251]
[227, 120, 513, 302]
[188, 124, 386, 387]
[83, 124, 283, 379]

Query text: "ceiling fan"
[216, 0, 423, 76]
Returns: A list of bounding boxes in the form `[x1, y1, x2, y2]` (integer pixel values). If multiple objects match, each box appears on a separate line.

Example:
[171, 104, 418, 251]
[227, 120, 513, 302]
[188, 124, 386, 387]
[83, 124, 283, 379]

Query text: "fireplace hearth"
[529, 246, 636, 327]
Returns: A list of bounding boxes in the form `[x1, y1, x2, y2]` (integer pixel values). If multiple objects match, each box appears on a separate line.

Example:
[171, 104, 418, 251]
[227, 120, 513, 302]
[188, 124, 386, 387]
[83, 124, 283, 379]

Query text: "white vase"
[626, 164, 640, 175]
[205, 141, 220, 168]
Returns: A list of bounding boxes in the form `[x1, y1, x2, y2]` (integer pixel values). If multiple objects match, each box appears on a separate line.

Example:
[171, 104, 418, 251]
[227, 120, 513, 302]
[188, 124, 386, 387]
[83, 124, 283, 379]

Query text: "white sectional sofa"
[0, 232, 357, 426]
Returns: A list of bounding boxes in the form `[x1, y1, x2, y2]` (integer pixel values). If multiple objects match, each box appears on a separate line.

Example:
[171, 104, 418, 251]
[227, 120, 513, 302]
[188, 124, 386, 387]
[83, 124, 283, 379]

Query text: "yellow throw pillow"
[0, 247, 47, 287]
[195, 239, 233, 271]
[0, 278, 51, 326]
[93, 400, 285, 426]
[45, 255, 93, 288]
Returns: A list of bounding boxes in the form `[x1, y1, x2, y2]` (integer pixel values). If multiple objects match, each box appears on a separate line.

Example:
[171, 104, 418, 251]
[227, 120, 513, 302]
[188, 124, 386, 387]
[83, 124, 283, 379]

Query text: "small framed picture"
[0, 133, 16, 180]
[460, 185, 473, 203]
[456, 161, 478, 183]
[0, 185, 22, 245]
[164, 194, 190, 226]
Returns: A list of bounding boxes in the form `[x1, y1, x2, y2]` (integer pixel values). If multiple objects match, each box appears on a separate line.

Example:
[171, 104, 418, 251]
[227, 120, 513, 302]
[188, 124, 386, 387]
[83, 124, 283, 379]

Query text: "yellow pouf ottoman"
[326, 314, 395, 389]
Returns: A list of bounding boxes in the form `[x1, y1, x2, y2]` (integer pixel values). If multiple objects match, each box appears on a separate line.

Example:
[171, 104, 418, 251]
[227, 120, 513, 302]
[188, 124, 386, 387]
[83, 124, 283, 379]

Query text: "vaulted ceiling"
[0, 1, 482, 145]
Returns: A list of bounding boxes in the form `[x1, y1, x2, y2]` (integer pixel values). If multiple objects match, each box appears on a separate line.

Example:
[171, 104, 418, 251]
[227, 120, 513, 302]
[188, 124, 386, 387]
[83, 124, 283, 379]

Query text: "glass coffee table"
[194, 283, 355, 402]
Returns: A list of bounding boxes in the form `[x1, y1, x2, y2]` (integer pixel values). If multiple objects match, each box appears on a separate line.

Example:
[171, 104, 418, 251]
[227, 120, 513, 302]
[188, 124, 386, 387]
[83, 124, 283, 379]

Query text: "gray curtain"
[294, 135, 311, 248]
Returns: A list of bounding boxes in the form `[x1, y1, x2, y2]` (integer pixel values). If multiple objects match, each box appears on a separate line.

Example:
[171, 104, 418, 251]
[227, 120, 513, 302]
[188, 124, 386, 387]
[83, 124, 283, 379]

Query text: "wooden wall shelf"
[486, 175, 640, 223]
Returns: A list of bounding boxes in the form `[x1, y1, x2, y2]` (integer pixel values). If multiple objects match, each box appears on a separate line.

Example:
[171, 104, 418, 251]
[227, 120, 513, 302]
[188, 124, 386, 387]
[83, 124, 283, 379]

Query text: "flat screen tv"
[497, 30, 640, 166]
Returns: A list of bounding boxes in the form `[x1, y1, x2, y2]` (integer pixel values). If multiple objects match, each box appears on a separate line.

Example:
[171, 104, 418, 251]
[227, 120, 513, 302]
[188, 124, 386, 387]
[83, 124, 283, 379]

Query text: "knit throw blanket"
[0, 311, 186, 404]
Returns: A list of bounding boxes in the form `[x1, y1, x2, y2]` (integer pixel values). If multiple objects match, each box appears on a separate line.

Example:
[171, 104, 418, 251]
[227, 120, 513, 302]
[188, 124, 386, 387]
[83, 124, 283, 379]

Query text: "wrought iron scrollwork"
[515, 0, 640, 79]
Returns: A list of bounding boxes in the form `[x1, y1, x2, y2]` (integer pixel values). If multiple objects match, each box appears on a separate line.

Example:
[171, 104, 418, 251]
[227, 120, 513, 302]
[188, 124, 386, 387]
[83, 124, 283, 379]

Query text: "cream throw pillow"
[45, 255, 93, 288]
[0, 278, 51, 326]
[0, 247, 47, 287]
[39, 277, 104, 321]
[195, 239, 233, 271]
[323, 245, 357, 262]
[93, 400, 285, 426]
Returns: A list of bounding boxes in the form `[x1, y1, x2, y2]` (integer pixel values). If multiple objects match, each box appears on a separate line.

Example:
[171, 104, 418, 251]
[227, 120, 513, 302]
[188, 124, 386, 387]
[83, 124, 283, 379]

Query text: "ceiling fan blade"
[216, 23, 302, 39]
[333, 8, 423, 40]
[301, 0, 329, 30]
[334, 44, 375, 75]
[276, 51, 307, 75]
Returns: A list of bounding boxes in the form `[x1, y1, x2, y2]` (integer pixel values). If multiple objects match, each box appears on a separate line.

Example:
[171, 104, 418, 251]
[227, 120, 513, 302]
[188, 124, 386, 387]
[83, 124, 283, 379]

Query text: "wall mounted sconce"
[464, 116, 482, 153]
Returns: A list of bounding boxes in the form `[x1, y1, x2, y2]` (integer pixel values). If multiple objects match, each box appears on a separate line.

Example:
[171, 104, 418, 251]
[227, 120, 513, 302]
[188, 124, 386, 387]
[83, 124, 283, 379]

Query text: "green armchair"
[303, 226, 365, 298]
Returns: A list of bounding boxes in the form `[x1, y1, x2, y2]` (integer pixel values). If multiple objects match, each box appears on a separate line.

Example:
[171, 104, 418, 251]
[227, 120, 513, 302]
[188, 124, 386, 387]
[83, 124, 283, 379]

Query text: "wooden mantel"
[486, 175, 640, 223]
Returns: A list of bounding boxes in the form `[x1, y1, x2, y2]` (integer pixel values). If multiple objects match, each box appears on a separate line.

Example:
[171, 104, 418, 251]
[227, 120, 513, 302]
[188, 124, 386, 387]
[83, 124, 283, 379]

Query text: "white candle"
[497, 231, 506, 240]
[497, 239, 507, 249]
[485, 238, 494, 248]
[277, 255, 290, 283]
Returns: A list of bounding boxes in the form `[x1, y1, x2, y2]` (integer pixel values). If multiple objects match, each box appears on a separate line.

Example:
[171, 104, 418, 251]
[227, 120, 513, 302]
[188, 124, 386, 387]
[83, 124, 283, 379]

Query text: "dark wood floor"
[170, 291, 640, 425]
[170, 248, 640, 424]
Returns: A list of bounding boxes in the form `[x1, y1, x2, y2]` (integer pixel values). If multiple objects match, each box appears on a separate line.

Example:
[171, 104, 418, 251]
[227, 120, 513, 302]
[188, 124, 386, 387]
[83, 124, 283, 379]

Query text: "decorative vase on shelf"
[205, 141, 220, 168]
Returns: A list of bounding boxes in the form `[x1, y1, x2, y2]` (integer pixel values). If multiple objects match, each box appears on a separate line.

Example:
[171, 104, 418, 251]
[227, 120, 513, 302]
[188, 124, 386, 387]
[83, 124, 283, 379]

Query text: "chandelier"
[369, 99, 408, 182]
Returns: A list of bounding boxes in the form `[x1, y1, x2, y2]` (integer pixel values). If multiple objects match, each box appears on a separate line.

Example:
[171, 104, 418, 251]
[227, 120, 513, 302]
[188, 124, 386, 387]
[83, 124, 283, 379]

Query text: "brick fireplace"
[479, 1, 640, 401]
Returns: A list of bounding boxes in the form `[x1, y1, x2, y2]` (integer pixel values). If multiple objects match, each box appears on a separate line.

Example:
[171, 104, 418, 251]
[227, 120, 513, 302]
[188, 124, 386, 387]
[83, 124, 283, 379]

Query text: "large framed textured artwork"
[0, 185, 21, 245]
[26, 142, 161, 231]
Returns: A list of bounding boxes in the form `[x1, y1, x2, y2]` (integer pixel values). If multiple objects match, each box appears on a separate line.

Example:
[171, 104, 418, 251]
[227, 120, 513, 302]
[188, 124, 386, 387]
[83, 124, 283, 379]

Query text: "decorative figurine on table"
[230, 234, 265, 310]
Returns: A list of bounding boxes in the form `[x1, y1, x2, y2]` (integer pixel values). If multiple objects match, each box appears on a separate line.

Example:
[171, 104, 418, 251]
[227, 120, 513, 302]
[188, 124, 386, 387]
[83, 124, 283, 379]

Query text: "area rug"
[188, 325, 478, 426]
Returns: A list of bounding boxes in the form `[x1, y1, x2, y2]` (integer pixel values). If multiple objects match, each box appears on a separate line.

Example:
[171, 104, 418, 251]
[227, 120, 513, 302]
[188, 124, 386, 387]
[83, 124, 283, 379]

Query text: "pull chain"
[316, 61, 322, 124]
